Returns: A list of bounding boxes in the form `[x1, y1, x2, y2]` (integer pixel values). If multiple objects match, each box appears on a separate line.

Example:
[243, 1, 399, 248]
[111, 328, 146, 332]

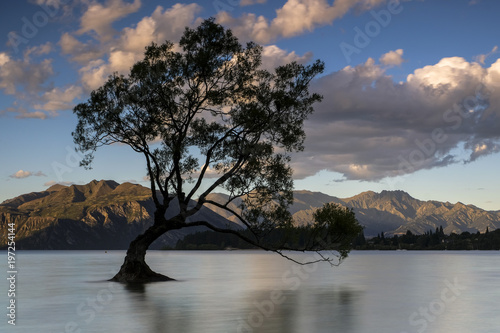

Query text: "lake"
[1, 250, 499, 333]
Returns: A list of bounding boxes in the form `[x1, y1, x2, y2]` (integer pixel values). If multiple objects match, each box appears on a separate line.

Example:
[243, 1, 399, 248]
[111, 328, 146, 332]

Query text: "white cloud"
[407, 57, 484, 90]
[10, 170, 32, 179]
[119, 16, 157, 53]
[10, 170, 46, 179]
[3, 105, 48, 119]
[290, 55, 500, 181]
[77, 0, 142, 41]
[261, 45, 313, 70]
[59, 33, 104, 63]
[0, 56, 53, 95]
[15, 109, 48, 119]
[0, 53, 11, 66]
[217, 0, 388, 44]
[379, 49, 404, 66]
[24, 42, 53, 60]
[108, 50, 143, 73]
[79, 59, 108, 91]
[77, 3, 202, 91]
[474, 45, 498, 65]
[0, 40, 83, 119]
[34, 85, 83, 115]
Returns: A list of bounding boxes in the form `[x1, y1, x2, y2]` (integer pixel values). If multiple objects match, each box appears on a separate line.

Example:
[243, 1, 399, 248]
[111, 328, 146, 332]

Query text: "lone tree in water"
[73, 18, 362, 283]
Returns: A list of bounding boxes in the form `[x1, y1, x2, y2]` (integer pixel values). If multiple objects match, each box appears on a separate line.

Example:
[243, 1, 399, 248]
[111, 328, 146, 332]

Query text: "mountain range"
[0, 180, 236, 250]
[1, 180, 499, 249]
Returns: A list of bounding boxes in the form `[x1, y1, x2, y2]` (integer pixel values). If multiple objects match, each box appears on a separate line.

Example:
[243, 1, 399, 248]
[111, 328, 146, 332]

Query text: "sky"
[1, 0, 500, 210]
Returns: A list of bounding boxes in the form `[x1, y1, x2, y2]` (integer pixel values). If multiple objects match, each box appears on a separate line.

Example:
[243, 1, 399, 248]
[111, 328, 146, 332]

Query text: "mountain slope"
[2, 182, 499, 249]
[204, 190, 500, 237]
[0, 180, 238, 250]
[323, 190, 499, 236]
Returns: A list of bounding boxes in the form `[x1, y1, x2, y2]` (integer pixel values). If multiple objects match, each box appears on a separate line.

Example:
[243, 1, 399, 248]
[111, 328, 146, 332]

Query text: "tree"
[73, 18, 362, 283]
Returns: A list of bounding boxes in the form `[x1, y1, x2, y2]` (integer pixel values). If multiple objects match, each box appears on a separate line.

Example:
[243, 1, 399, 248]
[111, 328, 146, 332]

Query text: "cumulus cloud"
[14, 108, 48, 119]
[0, 53, 9, 66]
[77, 0, 142, 41]
[261, 45, 313, 70]
[10, 170, 46, 179]
[34, 85, 83, 115]
[59, 33, 104, 63]
[75, 3, 202, 91]
[0, 51, 59, 119]
[290, 55, 500, 181]
[24, 43, 53, 60]
[0, 53, 53, 95]
[78, 60, 104, 91]
[379, 49, 405, 66]
[217, 0, 387, 44]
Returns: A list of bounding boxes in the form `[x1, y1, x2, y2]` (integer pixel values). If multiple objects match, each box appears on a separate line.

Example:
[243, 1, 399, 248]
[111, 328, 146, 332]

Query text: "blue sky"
[1, 0, 500, 210]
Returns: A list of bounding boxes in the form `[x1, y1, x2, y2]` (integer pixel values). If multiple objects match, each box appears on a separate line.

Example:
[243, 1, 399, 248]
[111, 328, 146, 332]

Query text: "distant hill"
[341, 190, 500, 236]
[2, 181, 499, 249]
[204, 189, 500, 237]
[0, 180, 238, 250]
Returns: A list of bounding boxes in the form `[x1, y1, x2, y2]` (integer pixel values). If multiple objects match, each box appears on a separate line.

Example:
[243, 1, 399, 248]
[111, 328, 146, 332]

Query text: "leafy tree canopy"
[73, 18, 361, 281]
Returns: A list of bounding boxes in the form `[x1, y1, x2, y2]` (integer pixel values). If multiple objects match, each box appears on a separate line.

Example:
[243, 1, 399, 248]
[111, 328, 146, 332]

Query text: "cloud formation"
[0, 51, 59, 119]
[34, 85, 83, 115]
[261, 45, 313, 70]
[379, 49, 404, 66]
[77, 0, 142, 41]
[10, 170, 46, 179]
[474, 45, 498, 65]
[217, 0, 387, 44]
[71, 3, 312, 91]
[291, 55, 500, 181]
[74, 3, 203, 91]
[0, 52, 53, 95]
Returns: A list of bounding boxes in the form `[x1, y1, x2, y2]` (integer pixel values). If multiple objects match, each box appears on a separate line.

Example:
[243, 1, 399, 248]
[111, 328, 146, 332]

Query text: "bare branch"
[183, 220, 341, 266]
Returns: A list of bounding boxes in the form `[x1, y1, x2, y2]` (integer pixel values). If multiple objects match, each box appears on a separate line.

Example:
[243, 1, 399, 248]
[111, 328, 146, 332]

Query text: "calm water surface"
[1, 250, 499, 333]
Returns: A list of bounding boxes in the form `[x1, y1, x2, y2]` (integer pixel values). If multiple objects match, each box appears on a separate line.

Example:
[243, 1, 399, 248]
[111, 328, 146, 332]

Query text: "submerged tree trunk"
[110, 212, 184, 283]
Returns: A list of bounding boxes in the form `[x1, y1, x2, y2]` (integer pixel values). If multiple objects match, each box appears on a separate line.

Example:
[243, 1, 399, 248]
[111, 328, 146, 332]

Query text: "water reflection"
[117, 279, 363, 333]
[2, 251, 500, 333]
[236, 286, 363, 333]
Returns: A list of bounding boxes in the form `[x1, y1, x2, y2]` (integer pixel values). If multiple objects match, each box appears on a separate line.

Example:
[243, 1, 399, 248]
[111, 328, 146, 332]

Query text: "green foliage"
[310, 203, 364, 259]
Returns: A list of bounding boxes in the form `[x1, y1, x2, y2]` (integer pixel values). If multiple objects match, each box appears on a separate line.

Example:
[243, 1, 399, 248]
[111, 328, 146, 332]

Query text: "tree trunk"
[110, 212, 183, 283]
